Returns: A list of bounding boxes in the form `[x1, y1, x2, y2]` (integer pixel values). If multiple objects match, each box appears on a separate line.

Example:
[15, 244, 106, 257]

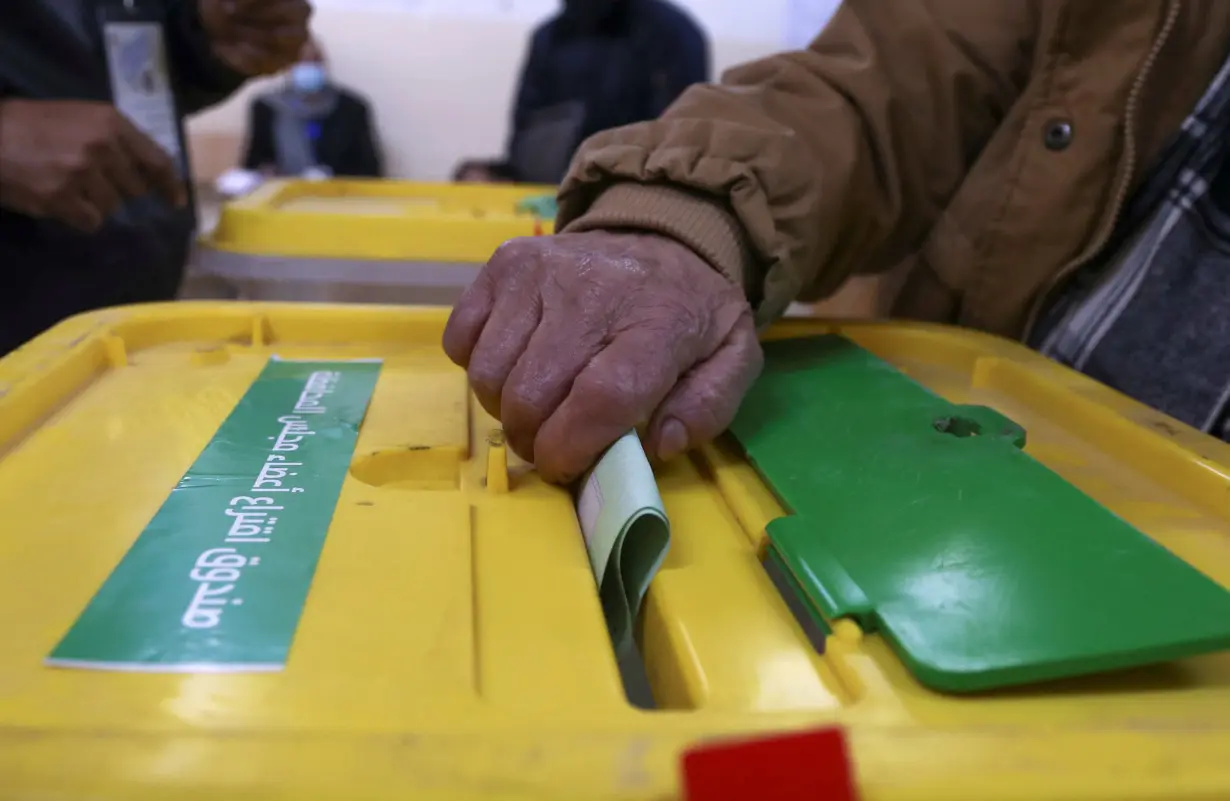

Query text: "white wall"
[187, 0, 839, 180]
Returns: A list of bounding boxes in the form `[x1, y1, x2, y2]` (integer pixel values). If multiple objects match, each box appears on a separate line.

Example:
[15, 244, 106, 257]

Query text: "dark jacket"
[0, 0, 246, 356]
[242, 89, 383, 178]
[501, 0, 708, 183]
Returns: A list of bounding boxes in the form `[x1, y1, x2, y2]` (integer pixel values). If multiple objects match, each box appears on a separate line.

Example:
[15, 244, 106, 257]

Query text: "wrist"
[560, 183, 754, 296]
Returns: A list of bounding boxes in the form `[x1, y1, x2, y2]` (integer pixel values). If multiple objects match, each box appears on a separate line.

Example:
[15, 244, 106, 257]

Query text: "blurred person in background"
[241, 36, 383, 180]
[454, 0, 708, 185]
[0, 0, 311, 356]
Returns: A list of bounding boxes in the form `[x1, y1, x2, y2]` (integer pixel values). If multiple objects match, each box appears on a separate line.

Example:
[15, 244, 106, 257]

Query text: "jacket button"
[1043, 119, 1074, 151]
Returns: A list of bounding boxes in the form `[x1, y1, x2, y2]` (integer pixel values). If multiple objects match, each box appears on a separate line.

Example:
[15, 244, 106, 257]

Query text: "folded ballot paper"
[574, 432, 671, 655]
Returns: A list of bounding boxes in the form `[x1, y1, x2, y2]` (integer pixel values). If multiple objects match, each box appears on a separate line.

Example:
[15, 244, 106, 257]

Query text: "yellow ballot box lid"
[0, 303, 1227, 801]
[205, 179, 558, 263]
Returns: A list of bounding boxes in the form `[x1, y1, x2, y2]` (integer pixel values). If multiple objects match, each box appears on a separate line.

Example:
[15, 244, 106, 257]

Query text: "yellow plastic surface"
[1, 303, 1228, 801]
[206, 179, 558, 262]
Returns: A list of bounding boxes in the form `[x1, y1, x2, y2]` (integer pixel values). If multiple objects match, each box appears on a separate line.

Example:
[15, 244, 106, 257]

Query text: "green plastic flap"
[730, 335, 1230, 693]
[514, 194, 558, 220]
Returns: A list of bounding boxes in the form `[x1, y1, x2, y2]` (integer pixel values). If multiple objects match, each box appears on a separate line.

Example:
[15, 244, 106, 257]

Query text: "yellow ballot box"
[192, 180, 557, 305]
[0, 302, 1227, 801]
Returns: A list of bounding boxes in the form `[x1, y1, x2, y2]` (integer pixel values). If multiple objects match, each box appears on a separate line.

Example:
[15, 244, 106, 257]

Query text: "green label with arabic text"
[47, 357, 381, 672]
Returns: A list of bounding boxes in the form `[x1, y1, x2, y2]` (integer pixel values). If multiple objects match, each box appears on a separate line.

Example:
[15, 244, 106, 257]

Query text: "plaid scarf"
[1031, 54, 1230, 438]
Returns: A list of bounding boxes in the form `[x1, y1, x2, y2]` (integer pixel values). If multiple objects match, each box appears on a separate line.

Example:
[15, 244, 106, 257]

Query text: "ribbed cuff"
[561, 184, 753, 295]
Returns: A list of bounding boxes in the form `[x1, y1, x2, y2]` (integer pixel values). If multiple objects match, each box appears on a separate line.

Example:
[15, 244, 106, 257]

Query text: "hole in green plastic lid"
[933, 416, 982, 438]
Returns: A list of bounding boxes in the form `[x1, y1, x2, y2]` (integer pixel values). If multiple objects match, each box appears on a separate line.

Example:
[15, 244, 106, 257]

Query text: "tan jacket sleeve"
[558, 0, 1038, 325]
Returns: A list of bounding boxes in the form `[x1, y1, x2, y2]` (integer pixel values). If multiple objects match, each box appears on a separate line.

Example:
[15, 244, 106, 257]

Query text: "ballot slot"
[617, 644, 658, 709]
[761, 548, 829, 655]
[638, 540, 855, 712]
[567, 430, 671, 708]
[634, 447, 852, 713]
[693, 435, 833, 655]
[688, 436, 833, 660]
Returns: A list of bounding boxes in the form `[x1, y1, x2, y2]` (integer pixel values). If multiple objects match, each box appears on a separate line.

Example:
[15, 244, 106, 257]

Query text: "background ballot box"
[0, 303, 1227, 801]
[190, 180, 557, 305]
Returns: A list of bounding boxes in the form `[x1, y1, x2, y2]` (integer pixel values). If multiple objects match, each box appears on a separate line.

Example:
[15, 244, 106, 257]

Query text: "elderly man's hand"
[199, 0, 312, 76]
[443, 231, 763, 484]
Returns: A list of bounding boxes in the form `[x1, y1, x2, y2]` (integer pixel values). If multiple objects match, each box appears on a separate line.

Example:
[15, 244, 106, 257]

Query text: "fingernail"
[657, 418, 689, 462]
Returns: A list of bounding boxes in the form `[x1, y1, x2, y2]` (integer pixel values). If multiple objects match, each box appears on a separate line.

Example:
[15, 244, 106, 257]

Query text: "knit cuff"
[560, 183, 753, 295]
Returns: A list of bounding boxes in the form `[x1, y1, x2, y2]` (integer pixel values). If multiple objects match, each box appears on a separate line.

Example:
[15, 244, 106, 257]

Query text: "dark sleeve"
[241, 99, 276, 171]
[506, 25, 554, 158]
[677, 18, 711, 87]
[164, 0, 248, 116]
[345, 99, 384, 178]
[648, 14, 710, 117]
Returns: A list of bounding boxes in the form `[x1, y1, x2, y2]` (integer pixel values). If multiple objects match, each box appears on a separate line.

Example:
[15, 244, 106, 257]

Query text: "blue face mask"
[290, 63, 327, 94]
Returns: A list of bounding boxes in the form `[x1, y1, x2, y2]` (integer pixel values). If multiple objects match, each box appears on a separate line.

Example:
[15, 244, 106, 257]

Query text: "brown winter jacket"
[557, 0, 1230, 339]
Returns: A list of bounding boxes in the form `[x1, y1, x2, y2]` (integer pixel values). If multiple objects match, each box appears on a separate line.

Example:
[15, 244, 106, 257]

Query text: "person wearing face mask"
[454, 0, 708, 185]
[241, 37, 383, 180]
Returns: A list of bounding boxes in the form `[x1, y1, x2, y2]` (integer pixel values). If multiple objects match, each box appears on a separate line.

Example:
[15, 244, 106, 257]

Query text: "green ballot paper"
[574, 432, 671, 654]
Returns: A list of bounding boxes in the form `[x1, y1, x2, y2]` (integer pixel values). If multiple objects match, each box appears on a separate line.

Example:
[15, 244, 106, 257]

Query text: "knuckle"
[747, 341, 766, 374]
[62, 150, 91, 174]
[734, 327, 766, 372]
[500, 380, 549, 426]
[82, 137, 111, 161]
[440, 331, 467, 367]
[490, 237, 537, 270]
[573, 369, 639, 415]
[51, 179, 78, 203]
[492, 237, 527, 257]
[98, 112, 124, 138]
[506, 431, 537, 467]
[538, 438, 590, 486]
[489, 239, 519, 261]
[48, 176, 72, 198]
[457, 269, 492, 304]
[542, 463, 580, 486]
[466, 359, 506, 402]
[678, 386, 728, 430]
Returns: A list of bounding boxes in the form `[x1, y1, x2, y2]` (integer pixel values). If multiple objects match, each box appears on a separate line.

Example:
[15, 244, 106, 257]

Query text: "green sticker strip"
[47, 357, 381, 672]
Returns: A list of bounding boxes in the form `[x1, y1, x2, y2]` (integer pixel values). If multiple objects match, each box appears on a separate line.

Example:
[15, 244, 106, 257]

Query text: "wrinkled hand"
[199, 0, 312, 76]
[443, 231, 763, 484]
[0, 100, 185, 232]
